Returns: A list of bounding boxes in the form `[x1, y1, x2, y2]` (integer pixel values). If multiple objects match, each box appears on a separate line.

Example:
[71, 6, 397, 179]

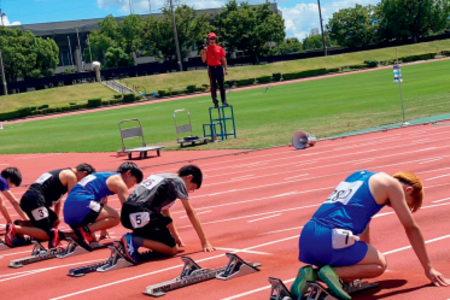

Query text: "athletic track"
[1, 121, 450, 300]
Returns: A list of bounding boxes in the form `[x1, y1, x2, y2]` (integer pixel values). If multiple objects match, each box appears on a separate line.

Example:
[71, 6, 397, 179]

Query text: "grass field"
[1, 59, 449, 154]
[121, 39, 450, 92]
[1, 39, 450, 114]
[0, 83, 118, 113]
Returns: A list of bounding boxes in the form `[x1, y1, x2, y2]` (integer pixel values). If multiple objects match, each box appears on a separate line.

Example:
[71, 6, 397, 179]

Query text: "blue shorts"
[299, 220, 368, 268]
[63, 193, 102, 226]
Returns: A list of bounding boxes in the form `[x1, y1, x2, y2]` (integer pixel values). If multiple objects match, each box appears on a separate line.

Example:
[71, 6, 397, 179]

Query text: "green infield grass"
[1, 59, 449, 154]
[121, 39, 450, 92]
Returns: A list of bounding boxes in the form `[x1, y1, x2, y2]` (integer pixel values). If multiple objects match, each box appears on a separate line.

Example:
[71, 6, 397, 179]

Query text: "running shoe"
[5, 223, 16, 247]
[48, 229, 64, 249]
[290, 265, 317, 298]
[121, 233, 139, 264]
[318, 265, 351, 300]
[222, 100, 229, 106]
[73, 226, 93, 251]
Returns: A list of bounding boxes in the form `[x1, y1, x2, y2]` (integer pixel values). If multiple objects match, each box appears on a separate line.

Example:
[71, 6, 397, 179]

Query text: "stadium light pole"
[0, 9, 8, 95]
[169, 0, 183, 72]
[317, 0, 327, 56]
[148, 0, 152, 14]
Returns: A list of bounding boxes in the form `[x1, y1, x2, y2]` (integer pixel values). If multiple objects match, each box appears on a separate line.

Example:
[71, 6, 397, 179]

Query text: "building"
[10, 4, 281, 74]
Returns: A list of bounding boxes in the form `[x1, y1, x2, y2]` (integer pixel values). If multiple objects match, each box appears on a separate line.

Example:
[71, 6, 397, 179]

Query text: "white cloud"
[281, 0, 380, 41]
[1, 14, 21, 26]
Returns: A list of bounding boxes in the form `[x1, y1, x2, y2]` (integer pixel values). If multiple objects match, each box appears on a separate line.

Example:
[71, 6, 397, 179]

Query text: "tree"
[141, 5, 211, 64]
[327, 4, 377, 47]
[377, 0, 450, 43]
[104, 47, 135, 68]
[268, 37, 303, 55]
[302, 34, 331, 51]
[0, 27, 59, 82]
[86, 14, 143, 65]
[216, 0, 285, 63]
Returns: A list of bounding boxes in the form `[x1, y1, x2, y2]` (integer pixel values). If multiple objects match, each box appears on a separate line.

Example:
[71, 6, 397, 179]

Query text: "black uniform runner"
[121, 173, 189, 248]
[20, 169, 69, 236]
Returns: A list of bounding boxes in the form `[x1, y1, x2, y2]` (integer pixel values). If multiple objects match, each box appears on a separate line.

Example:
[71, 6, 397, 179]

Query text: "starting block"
[143, 253, 261, 297]
[68, 242, 153, 277]
[268, 278, 379, 300]
[9, 238, 109, 268]
[0, 236, 32, 252]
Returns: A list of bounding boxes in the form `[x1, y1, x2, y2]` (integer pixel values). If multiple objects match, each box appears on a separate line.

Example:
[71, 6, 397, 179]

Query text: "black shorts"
[20, 190, 59, 229]
[121, 203, 176, 248]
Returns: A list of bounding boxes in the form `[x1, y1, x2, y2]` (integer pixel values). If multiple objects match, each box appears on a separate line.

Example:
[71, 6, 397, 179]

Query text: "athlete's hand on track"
[426, 268, 450, 287]
[203, 242, 215, 252]
[99, 229, 110, 240]
[175, 235, 185, 247]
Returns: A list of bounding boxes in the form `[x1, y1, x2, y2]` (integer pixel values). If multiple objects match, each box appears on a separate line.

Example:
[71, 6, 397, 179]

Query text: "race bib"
[130, 212, 150, 229]
[324, 181, 363, 205]
[35, 173, 52, 185]
[31, 206, 49, 221]
[78, 175, 96, 187]
[141, 175, 164, 191]
[88, 200, 101, 213]
[331, 228, 360, 249]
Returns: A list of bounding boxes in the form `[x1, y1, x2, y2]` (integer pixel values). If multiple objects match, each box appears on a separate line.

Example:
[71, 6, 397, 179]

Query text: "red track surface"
[1, 123, 450, 300]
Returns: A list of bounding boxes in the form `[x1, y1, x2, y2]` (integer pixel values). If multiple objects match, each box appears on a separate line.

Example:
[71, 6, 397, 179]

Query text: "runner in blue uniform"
[63, 162, 143, 250]
[291, 170, 449, 300]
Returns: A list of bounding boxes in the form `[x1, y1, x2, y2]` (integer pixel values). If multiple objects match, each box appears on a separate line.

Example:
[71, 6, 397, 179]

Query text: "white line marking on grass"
[48, 235, 300, 300]
[248, 214, 282, 223]
[180, 210, 212, 219]
[432, 197, 450, 203]
[261, 226, 304, 235]
[221, 234, 450, 300]
[215, 248, 270, 255]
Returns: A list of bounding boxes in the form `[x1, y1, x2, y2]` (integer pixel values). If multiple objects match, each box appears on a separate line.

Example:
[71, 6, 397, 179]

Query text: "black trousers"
[207, 65, 226, 105]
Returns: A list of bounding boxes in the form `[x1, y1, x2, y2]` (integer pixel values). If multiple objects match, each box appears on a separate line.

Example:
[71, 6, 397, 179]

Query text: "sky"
[1, 0, 380, 41]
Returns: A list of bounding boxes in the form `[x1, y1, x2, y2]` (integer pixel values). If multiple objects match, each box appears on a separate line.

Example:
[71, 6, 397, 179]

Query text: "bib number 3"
[31, 206, 49, 221]
[130, 212, 150, 229]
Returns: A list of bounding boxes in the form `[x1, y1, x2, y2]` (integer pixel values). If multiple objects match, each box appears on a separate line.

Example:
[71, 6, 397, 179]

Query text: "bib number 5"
[130, 212, 150, 229]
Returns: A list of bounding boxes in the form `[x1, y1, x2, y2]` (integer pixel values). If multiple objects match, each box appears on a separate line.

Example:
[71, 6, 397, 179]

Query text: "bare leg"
[141, 238, 178, 255]
[88, 205, 120, 233]
[15, 225, 49, 240]
[333, 244, 387, 282]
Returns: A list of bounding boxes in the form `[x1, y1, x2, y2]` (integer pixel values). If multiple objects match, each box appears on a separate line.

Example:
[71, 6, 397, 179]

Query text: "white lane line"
[262, 226, 304, 235]
[215, 248, 270, 255]
[426, 174, 450, 181]
[248, 214, 282, 223]
[0, 259, 102, 283]
[0, 250, 31, 257]
[419, 158, 442, 164]
[221, 233, 450, 300]
[231, 174, 255, 181]
[178, 204, 322, 228]
[180, 210, 212, 219]
[170, 191, 306, 214]
[48, 235, 300, 300]
[353, 158, 374, 165]
[284, 173, 309, 180]
[432, 197, 450, 203]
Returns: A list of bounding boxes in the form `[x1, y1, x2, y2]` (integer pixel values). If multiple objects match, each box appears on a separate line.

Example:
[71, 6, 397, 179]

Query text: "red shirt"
[203, 44, 225, 66]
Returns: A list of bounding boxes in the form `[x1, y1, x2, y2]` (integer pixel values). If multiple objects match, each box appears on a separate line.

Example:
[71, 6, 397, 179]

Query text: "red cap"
[208, 32, 217, 39]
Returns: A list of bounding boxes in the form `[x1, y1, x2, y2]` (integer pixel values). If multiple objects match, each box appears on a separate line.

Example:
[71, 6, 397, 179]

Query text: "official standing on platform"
[202, 32, 229, 108]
